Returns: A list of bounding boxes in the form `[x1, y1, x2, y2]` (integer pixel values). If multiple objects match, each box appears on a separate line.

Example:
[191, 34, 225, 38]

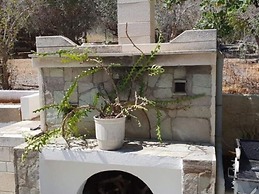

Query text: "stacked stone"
[42, 64, 212, 143]
[0, 121, 40, 194]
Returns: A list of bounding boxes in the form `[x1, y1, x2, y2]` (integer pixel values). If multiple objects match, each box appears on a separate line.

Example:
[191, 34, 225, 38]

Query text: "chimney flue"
[117, 0, 155, 44]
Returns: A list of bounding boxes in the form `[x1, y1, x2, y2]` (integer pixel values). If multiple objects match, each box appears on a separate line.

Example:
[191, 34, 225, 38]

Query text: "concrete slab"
[0, 104, 21, 122]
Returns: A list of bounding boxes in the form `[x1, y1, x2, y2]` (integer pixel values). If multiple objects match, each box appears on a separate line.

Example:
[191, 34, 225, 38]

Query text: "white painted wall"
[40, 148, 182, 194]
[20, 93, 40, 120]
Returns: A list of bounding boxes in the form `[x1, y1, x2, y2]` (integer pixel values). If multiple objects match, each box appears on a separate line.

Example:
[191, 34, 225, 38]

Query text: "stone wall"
[222, 94, 259, 155]
[14, 144, 39, 194]
[42, 64, 212, 143]
[183, 159, 216, 194]
[0, 121, 40, 194]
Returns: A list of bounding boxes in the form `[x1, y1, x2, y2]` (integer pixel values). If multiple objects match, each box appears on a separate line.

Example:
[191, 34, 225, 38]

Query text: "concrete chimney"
[117, 0, 155, 44]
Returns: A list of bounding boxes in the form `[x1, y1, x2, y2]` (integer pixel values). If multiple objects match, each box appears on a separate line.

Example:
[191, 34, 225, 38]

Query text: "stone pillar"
[117, 0, 155, 44]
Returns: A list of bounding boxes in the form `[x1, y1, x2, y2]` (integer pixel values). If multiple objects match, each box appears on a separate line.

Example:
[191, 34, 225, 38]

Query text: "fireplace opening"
[82, 170, 153, 194]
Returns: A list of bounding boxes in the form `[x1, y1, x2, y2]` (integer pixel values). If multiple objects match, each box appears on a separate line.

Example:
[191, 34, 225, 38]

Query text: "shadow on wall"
[222, 94, 259, 155]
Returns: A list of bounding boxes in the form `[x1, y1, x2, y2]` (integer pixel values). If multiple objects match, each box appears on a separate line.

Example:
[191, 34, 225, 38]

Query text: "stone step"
[0, 104, 21, 122]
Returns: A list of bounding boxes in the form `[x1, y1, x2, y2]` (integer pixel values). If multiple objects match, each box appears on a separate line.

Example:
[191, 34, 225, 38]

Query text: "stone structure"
[39, 140, 215, 194]
[14, 144, 39, 194]
[10, 0, 222, 193]
[34, 29, 218, 144]
[118, 0, 155, 44]
[0, 121, 40, 194]
[29, 28, 221, 193]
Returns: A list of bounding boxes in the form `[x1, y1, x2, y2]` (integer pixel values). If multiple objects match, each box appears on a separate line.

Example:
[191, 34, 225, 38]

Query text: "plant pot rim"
[93, 115, 126, 121]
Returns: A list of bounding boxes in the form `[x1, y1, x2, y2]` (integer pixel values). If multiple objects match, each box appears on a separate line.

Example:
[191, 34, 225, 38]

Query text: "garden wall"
[41, 65, 213, 143]
[222, 94, 259, 155]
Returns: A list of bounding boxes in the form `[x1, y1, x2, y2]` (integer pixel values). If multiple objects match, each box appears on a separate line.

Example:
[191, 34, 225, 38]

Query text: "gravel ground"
[8, 58, 38, 90]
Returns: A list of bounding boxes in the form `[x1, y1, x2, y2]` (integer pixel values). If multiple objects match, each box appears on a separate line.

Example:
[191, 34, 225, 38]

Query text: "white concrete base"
[20, 93, 40, 120]
[39, 140, 215, 194]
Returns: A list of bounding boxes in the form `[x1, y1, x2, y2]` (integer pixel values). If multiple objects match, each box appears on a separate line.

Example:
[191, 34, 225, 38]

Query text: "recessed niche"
[174, 80, 186, 94]
[82, 170, 153, 194]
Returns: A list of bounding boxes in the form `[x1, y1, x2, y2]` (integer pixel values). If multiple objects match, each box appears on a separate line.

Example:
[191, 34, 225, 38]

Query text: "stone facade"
[14, 144, 39, 194]
[41, 65, 212, 143]
[0, 121, 40, 194]
[27, 28, 219, 193]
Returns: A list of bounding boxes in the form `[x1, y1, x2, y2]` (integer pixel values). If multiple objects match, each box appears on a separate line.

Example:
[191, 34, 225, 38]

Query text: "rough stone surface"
[183, 173, 198, 194]
[182, 159, 215, 194]
[0, 161, 6, 172]
[156, 74, 173, 88]
[0, 172, 15, 192]
[153, 88, 173, 99]
[172, 118, 211, 143]
[14, 145, 39, 194]
[177, 106, 211, 118]
[40, 63, 213, 143]
[0, 106, 21, 123]
[0, 147, 10, 162]
[174, 67, 186, 79]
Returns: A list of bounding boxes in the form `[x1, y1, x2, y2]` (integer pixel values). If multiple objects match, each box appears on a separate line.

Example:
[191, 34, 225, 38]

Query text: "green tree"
[0, 0, 41, 89]
[156, 0, 200, 42]
[95, 0, 118, 37]
[29, 0, 98, 43]
[164, 0, 259, 50]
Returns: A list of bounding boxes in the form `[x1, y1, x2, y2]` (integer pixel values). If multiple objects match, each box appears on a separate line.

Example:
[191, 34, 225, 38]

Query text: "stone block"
[64, 68, 73, 81]
[172, 118, 210, 143]
[45, 77, 65, 92]
[170, 29, 217, 44]
[0, 134, 24, 149]
[125, 110, 150, 139]
[0, 191, 14, 194]
[73, 68, 93, 82]
[160, 118, 173, 140]
[190, 96, 211, 106]
[0, 162, 7, 172]
[19, 187, 39, 194]
[14, 145, 40, 194]
[79, 88, 99, 106]
[93, 72, 104, 84]
[192, 86, 211, 96]
[78, 83, 94, 94]
[36, 36, 76, 48]
[174, 67, 186, 79]
[192, 74, 211, 88]
[183, 173, 198, 194]
[156, 74, 173, 88]
[177, 106, 211, 118]
[118, 1, 153, 23]
[198, 171, 215, 194]
[119, 36, 154, 45]
[6, 162, 14, 173]
[49, 68, 64, 77]
[148, 76, 159, 87]
[118, 22, 153, 38]
[0, 172, 15, 192]
[183, 160, 213, 174]
[0, 105, 21, 122]
[0, 147, 10, 162]
[64, 82, 78, 104]
[53, 91, 64, 104]
[153, 88, 173, 99]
